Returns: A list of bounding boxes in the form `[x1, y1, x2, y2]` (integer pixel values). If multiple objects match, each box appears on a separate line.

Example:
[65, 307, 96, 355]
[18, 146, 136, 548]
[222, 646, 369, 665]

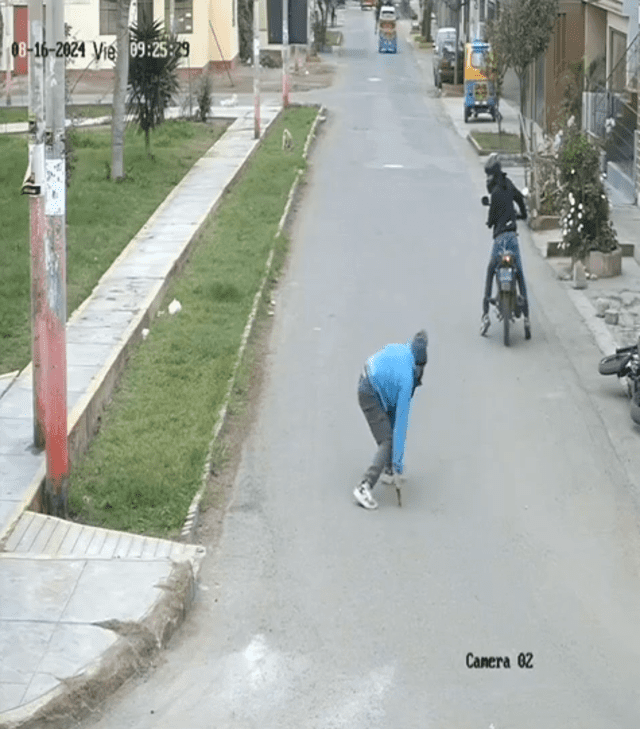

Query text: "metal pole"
[253, 0, 260, 138]
[208, 19, 234, 85]
[43, 0, 69, 518]
[27, 0, 46, 448]
[4, 0, 12, 105]
[282, 0, 289, 107]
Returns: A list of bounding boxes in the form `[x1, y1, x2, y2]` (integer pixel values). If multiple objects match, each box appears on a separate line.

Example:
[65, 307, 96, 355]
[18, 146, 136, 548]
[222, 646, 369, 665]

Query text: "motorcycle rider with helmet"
[480, 153, 531, 339]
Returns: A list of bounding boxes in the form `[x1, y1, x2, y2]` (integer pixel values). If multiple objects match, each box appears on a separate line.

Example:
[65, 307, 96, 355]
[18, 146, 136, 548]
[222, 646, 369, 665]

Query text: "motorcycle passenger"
[480, 153, 531, 338]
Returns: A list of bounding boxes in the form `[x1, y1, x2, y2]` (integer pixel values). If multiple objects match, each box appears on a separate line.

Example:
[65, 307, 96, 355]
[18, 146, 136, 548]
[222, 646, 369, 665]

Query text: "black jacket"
[487, 173, 527, 238]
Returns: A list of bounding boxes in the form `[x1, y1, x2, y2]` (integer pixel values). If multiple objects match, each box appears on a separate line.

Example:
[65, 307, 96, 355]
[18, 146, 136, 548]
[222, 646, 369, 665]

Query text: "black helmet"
[484, 153, 502, 178]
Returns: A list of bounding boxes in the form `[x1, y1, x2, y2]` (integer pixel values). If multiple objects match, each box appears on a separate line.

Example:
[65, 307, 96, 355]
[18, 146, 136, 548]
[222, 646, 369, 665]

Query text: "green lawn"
[68, 105, 318, 537]
[0, 118, 228, 374]
[470, 131, 522, 154]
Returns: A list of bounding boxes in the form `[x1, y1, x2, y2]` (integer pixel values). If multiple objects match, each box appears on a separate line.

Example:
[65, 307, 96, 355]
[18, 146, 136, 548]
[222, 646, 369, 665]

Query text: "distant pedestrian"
[354, 330, 428, 510]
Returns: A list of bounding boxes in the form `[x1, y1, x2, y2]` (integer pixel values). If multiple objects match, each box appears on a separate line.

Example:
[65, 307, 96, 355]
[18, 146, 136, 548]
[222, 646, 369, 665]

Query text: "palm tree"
[127, 17, 181, 157]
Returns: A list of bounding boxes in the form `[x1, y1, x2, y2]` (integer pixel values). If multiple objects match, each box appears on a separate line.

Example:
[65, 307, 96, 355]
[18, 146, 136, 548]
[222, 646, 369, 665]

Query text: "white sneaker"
[353, 481, 378, 510]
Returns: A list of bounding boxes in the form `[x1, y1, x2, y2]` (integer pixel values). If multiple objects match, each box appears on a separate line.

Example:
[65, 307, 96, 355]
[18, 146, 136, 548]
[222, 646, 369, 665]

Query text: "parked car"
[433, 28, 464, 87]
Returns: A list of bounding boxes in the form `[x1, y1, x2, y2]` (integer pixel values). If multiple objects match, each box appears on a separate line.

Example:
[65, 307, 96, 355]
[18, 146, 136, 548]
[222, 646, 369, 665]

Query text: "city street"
[80, 5, 640, 727]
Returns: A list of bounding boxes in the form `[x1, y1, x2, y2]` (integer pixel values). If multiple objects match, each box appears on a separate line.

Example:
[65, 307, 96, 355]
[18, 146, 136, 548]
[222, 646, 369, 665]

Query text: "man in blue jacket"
[354, 330, 428, 510]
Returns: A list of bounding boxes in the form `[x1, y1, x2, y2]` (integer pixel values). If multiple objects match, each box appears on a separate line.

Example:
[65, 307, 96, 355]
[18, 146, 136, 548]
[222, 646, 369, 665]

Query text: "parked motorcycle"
[481, 196, 530, 347]
[598, 342, 640, 426]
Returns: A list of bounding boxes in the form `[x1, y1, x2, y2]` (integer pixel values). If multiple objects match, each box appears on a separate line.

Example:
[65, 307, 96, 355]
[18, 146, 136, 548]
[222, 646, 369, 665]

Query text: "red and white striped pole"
[43, 0, 69, 517]
[253, 0, 260, 138]
[27, 0, 46, 449]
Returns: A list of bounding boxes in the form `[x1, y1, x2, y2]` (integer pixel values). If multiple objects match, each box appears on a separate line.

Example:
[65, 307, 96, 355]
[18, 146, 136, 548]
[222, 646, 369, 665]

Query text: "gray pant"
[358, 373, 394, 488]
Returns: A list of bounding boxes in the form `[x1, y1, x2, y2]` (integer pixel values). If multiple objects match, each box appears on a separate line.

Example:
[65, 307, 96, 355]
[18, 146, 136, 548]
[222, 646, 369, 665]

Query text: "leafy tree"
[313, 0, 330, 54]
[506, 0, 558, 120]
[238, 0, 253, 63]
[127, 17, 181, 157]
[485, 12, 512, 136]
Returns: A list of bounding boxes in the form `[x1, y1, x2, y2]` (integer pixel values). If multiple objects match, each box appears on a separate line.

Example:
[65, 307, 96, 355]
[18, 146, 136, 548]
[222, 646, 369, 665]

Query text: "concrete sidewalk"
[0, 101, 282, 729]
[403, 27, 640, 359]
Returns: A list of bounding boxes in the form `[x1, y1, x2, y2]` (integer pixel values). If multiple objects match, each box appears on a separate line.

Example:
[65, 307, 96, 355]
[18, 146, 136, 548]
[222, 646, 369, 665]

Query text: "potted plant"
[557, 120, 620, 277]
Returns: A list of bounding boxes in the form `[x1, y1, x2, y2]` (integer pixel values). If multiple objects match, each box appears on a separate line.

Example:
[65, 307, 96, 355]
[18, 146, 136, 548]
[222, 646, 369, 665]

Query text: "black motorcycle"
[481, 197, 530, 347]
[598, 343, 640, 426]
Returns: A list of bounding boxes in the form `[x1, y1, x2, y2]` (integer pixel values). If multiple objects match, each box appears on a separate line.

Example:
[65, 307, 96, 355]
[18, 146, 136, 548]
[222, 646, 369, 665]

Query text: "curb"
[180, 104, 326, 543]
[0, 559, 200, 729]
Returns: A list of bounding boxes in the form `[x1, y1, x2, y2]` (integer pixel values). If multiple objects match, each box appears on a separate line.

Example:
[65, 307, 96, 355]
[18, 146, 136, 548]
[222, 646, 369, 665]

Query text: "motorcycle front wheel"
[598, 352, 632, 376]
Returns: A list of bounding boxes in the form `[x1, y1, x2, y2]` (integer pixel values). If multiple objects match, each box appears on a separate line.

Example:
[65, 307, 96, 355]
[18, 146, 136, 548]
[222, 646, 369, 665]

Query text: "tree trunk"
[112, 0, 131, 180]
[421, 0, 432, 42]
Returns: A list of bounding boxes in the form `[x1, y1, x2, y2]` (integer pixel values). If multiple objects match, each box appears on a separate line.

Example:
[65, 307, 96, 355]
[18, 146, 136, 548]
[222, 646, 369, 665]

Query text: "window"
[100, 0, 118, 35]
[479, 0, 485, 23]
[164, 0, 192, 33]
[610, 29, 626, 92]
[471, 50, 485, 69]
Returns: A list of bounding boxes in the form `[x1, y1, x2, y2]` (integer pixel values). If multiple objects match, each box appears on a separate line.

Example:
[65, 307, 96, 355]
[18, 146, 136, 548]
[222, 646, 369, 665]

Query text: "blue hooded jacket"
[366, 340, 418, 474]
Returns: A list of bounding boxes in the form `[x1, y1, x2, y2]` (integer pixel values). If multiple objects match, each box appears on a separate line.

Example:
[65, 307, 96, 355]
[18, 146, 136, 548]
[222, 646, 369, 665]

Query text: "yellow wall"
[6, 0, 237, 73]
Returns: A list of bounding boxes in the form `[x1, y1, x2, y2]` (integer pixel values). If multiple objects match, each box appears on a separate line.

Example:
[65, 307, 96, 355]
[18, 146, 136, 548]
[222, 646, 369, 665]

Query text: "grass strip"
[0, 118, 228, 374]
[68, 105, 318, 538]
[470, 131, 522, 154]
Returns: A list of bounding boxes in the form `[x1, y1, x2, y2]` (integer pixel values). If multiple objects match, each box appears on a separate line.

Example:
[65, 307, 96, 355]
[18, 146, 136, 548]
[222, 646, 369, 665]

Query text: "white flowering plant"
[557, 126, 618, 261]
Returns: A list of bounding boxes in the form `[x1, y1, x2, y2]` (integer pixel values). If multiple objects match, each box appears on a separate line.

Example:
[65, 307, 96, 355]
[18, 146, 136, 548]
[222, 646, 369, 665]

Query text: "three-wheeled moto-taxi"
[463, 40, 498, 122]
[378, 5, 397, 53]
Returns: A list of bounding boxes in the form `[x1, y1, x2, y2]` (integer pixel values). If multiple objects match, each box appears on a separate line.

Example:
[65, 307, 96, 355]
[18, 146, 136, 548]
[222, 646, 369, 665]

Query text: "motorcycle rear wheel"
[500, 293, 511, 346]
[598, 352, 632, 376]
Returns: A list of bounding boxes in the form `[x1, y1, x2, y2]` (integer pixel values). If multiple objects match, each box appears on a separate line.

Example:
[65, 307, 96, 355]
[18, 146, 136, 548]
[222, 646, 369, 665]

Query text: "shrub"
[196, 74, 213, 122]
[557, 123, 618, 260]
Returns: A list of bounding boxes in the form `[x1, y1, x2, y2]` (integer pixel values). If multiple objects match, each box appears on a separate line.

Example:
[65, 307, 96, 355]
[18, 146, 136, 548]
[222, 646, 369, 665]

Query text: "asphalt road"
[82, 6, 640, 727]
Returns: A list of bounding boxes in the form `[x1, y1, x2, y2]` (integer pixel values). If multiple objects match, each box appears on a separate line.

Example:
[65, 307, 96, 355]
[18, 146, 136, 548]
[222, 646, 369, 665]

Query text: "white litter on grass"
[168, 299, 182, 315]
[142, 328, 150, 340]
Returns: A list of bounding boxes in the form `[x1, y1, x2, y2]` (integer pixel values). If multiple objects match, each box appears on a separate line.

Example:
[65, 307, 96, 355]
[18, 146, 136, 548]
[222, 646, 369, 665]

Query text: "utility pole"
[43, 0, 69, 518]
[25, 0, 46, 449]
[253, 0, 260, 138]
[282, 0, 289, 107]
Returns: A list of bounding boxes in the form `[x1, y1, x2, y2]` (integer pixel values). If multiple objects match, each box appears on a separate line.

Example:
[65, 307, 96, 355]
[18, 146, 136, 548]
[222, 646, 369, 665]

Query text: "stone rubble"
[586, 288, 640, 348]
